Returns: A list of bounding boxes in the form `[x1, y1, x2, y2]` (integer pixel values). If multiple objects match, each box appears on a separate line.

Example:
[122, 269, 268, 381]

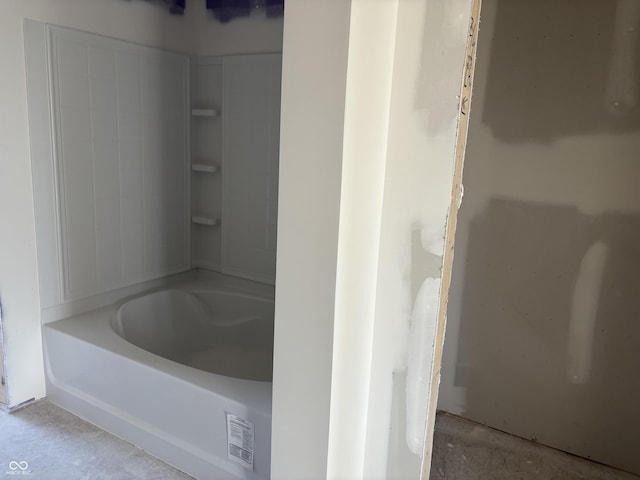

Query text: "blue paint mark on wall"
[127, 0, 284, 21]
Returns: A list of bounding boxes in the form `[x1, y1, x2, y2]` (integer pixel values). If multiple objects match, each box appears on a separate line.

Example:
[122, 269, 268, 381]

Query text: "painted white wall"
[273, 0, 473, 478]
[1, 0, 193, 408]
[193, 2, 283, 57]
[271, 0, 351, 477]
[327, 0, 398, 477]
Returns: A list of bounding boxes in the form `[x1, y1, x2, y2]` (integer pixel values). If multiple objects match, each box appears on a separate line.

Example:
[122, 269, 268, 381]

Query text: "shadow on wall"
[453, 198, 640, 473]
[483, 0, 640, 143]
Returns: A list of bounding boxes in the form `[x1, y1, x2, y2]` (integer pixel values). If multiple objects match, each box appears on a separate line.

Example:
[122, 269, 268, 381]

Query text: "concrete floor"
[431, 412, 640, 480]
[0, 400, 192, 480]
[2, 400, 638, 479]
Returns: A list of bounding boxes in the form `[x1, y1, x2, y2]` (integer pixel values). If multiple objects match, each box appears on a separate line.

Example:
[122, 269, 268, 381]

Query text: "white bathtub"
[43, 273, 274, 480]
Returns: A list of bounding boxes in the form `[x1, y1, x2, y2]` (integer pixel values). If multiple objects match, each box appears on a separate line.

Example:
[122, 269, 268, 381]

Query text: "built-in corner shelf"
[191, 163, 219, 173]
[191, 108, 218, 117]
[191, 215, 219, 226]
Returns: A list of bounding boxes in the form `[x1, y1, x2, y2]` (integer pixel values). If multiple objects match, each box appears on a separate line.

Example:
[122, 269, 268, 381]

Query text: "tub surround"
[27, 23, 282, 316]
[24, 26, 282, 477]
[19, 8, 285, 480]
[190, 53, 281, 285]
[28, 23, 191, 312]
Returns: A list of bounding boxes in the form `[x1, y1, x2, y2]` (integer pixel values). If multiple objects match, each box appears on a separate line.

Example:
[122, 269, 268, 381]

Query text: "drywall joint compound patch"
[226, 413, 255, 470]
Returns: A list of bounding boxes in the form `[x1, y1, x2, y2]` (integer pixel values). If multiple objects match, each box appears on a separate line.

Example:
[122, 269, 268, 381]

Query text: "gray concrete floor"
[0, 400, 193, 480]
[431, 412, 640, 480]
[2, 400, 638, 479]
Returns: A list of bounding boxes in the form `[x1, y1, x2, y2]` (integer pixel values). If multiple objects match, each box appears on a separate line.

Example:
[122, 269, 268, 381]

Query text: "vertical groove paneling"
[49, 26, 189, 303]
[221, 54, 282, 284]
[25, 19, 62, 309]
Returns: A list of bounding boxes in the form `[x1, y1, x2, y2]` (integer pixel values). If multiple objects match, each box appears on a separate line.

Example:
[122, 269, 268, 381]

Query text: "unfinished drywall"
[273, 0, 474, 478]
[480, 0, 640, 142]
[440, 0, 640, 474]
[363, 1, 473, 478]
[194, 3, 284, 56]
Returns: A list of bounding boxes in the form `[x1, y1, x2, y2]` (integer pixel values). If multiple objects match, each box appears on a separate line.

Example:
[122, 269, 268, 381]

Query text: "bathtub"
[43, 273, 274, 480]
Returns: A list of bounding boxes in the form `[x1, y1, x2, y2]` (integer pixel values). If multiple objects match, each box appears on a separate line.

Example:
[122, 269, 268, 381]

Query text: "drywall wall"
[326, 0, 398, 477]
[194, 2, 283, 56]
[273, 0, 473, 478]
[271, 0, 351, 476]
[440, 0, 640, 474]
[363, 0, 473, 478]
[2, 0, 194, 408]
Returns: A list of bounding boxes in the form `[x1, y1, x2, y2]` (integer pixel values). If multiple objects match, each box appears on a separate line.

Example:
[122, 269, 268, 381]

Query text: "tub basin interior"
[113, 290, 274, 382]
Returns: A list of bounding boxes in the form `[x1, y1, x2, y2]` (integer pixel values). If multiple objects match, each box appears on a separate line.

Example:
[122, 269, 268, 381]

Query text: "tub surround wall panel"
[25, 20, 62, 311]
[221, 54, 282, 284]
[4, 0, 200, 410]
[42, 26, 190, 305]
[191, 57, 223, 271]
